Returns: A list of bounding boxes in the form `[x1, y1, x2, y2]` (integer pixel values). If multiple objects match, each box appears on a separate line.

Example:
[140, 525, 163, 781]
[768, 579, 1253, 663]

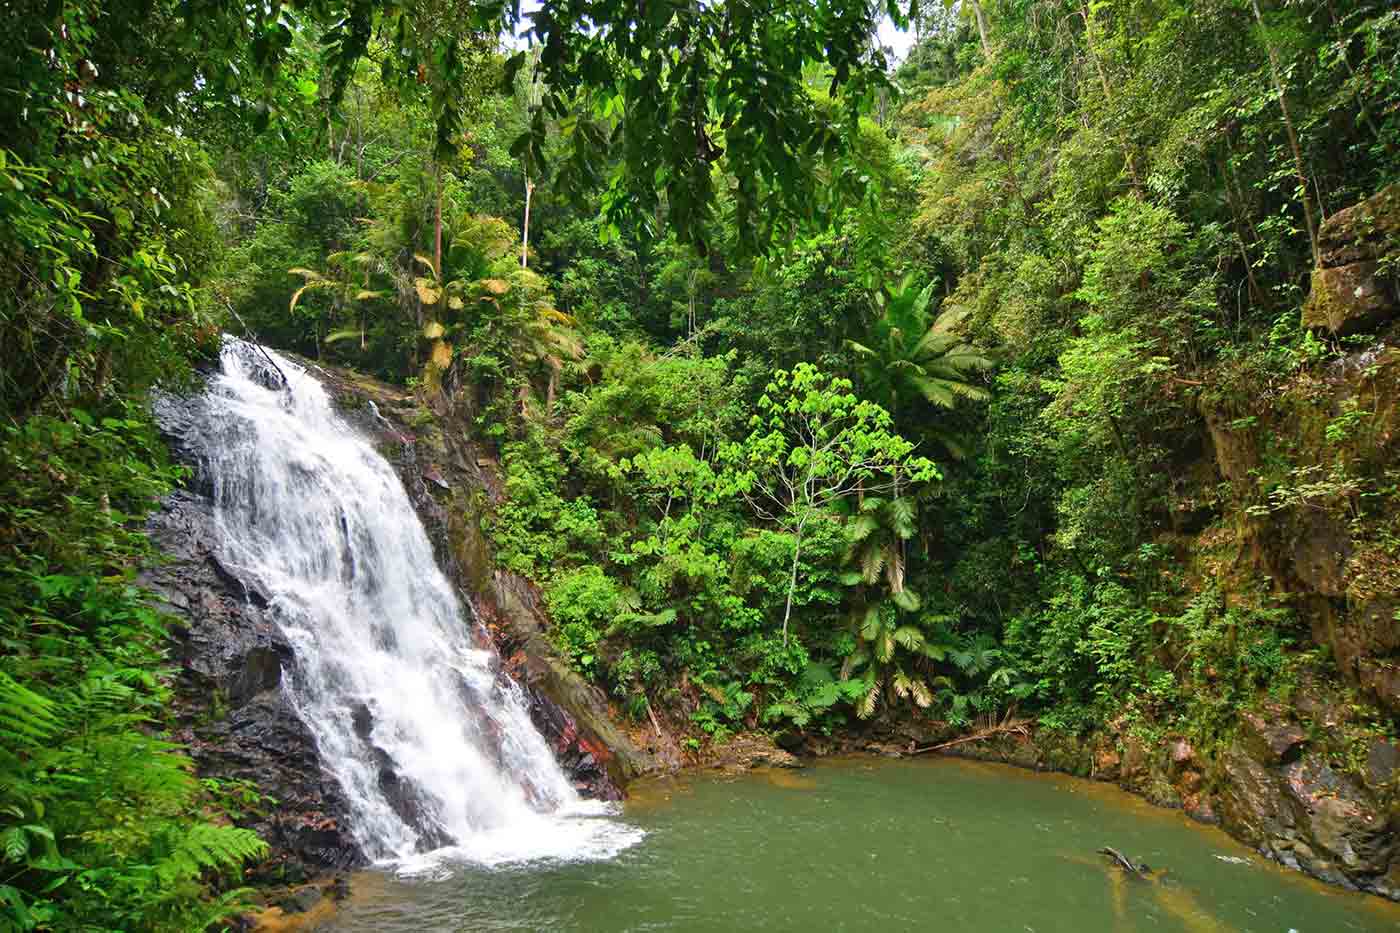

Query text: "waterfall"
[165, 338, 640, 868]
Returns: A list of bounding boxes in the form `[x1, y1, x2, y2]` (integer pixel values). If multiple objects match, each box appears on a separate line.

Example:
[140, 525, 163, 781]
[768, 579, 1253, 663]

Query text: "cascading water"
[165, 338, 640, 869]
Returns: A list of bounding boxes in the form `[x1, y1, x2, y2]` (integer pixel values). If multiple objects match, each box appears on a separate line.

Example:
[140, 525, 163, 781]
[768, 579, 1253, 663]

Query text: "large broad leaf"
[848, 513, 879, 542]
[885, 549, 906, 593]
[892, 625, 924, 651]
[890, 498, 917, 536]
[890, 588, 921, 612]
[860, 545, 885, 584]
[859, 604, 882, 641]
[414, 278, 441, 305]
[922, 641, 949, 663]
[422, 321, 445, 339]
[288, 282, 324, 314]
[429, 340, 452, 370]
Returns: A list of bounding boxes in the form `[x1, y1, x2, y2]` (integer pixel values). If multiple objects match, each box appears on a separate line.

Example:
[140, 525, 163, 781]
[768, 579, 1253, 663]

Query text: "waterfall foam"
[171, 338, 641, 867]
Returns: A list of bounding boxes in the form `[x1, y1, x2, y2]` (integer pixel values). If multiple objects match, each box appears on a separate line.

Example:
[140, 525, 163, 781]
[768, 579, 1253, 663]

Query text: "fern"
[0, 672, 60, 749]
[154, 824, 268, 887]
[0, 411, 269, 930]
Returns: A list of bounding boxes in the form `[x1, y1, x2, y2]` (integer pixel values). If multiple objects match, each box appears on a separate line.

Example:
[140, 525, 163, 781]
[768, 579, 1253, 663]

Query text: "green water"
[327, 756, 1400, 932]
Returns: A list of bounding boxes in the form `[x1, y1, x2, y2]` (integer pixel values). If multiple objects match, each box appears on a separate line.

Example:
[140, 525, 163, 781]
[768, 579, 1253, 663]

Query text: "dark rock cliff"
[145, 489, 363, 882]
[1302, 184, 1400, 336]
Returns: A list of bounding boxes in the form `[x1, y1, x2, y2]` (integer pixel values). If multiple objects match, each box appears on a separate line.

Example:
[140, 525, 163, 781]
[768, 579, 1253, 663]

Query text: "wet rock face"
[144, 489, 363, 880]
[1237, 707, 1307, 765]
[1303, 183, 1400, 336]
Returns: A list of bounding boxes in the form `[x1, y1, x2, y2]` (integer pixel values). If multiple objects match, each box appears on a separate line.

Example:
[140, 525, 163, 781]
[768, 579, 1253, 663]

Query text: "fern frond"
[910, 677, 933, 708]
[153, 824, 267, 887]
[0, 672, 60, 749]
[856, 679, 880, 719]
[876, 629, 895, 664]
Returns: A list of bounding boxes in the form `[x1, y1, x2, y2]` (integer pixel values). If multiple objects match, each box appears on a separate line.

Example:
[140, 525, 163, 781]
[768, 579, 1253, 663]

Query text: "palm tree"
[844, 494, 917, 594]
[846, 275, 992, 457]
[841, 599, 949, 719]
[838, 493, 945, 718]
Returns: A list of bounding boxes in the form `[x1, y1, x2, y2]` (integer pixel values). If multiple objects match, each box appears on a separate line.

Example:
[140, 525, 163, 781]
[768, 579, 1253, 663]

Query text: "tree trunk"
[969, 0, 992, 58]
[1250, 0, 1321, 267]
[780, 517, 807, 646]
[433, 164, 444, 282]
[1218, 154, 1265, 308]
[521, 177, 533, 268]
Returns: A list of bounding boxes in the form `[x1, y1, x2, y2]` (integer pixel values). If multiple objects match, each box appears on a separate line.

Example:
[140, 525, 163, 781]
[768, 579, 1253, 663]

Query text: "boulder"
[1237, 707, 1307, 765]
[1303, 262, 1398, 336]
[1282, 754, 1394, 876]
[1303, 183, 1400, 336]
[1357, 660, 1400, 718]
[274, 886, 324, 915]
[1216, 740, 1296, 848]
[1093, 746, 1122, 781]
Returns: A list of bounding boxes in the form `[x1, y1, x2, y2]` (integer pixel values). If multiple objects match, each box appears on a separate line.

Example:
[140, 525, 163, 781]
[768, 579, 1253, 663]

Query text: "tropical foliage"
[4, 0, 1400, 921]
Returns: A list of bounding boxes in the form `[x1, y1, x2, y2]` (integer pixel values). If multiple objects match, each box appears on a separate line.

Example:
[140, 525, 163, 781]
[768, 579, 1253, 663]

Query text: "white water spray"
[175, 338, 640, 867]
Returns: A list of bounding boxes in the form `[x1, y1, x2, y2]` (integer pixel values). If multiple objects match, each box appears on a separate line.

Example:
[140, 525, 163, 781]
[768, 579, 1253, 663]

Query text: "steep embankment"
[941, 184, 1400, 899]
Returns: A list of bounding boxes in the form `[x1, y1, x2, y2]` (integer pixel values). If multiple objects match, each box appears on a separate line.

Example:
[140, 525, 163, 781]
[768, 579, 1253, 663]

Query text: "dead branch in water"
[911, 708, 1031, 755]
[1098, 846, 1149, 877]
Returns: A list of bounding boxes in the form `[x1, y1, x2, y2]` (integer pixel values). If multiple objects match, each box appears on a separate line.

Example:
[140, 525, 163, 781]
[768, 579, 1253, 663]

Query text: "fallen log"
[911, 710, 1031, 755]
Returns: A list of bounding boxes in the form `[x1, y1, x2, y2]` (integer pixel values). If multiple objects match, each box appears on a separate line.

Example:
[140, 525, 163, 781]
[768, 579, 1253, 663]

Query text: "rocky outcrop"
[1303, 183, 1400, 336]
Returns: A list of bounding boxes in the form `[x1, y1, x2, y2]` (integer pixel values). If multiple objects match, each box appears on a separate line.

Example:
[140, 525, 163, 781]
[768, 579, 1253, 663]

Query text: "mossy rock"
[1304, 183, 1400, 336]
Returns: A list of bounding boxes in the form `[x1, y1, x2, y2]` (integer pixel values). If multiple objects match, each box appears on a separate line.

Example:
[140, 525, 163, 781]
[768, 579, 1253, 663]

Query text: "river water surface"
[327, 756, 1400, 932]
